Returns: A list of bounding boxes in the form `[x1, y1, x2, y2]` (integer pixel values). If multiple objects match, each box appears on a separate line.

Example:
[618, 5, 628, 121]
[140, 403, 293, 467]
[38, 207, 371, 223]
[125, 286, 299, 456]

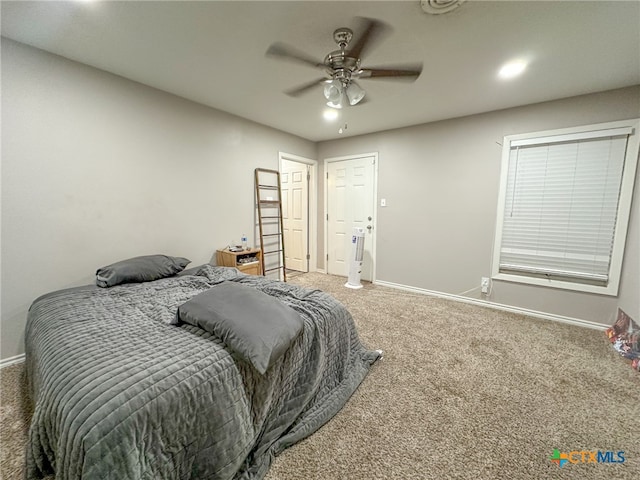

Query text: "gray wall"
[0, 39, 316, 360]
[318, 86, 640, 326]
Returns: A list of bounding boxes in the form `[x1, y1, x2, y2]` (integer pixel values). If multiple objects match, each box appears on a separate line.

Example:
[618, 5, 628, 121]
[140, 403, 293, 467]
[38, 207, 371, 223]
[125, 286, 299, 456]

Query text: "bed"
[24, 262, 380, 479]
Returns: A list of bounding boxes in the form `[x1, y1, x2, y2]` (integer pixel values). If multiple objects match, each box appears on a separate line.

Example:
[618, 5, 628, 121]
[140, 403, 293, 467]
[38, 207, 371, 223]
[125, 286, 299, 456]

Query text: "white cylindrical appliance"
[345, 227, 365, 289]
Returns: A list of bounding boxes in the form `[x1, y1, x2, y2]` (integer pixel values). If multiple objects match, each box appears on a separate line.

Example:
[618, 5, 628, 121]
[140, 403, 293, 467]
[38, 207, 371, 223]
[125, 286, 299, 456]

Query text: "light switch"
[380, 198, 387, 207]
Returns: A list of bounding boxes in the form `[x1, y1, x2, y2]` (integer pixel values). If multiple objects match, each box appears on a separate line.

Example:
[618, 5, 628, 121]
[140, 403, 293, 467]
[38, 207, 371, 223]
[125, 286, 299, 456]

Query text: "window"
[492, 119, 639, 295]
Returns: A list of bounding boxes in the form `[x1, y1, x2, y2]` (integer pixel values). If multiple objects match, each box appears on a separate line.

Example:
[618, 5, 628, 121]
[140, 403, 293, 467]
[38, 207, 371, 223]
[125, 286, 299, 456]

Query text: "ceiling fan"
[266, 17, 423, 109]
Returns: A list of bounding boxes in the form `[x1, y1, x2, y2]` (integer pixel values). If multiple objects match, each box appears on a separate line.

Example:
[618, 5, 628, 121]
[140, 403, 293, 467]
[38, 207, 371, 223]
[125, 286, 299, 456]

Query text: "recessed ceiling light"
[499, 60, 527, 79]
[323, 109, 339, 121]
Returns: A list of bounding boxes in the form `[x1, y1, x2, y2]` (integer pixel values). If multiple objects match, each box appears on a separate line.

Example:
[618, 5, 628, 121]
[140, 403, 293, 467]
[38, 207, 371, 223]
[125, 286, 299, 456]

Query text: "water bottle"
[241, 233, 248, 251]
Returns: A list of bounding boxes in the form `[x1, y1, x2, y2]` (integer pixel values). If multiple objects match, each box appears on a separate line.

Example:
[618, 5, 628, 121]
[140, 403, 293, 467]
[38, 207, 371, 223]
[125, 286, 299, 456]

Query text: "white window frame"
[491, 119, 640, 296]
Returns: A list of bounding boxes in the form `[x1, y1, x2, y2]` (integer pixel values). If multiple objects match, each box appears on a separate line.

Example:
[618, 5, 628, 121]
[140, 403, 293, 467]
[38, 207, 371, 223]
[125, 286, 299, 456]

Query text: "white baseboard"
[316, 268, 327, 274]
[0, 353, 26, 369]
[374, 280, 607, 331]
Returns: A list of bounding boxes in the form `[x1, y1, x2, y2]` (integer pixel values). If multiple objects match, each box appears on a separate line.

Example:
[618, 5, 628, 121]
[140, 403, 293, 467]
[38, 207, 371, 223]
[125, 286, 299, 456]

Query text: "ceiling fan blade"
[357, 63, 423, 81]
[284, 78, 327, 97]
[348, 17, 389, 60]
[266, 42, 325, 70]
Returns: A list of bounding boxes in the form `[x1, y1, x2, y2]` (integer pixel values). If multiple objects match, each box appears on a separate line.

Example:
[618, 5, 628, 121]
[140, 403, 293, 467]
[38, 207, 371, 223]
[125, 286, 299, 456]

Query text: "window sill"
[492, 272, 618, 296]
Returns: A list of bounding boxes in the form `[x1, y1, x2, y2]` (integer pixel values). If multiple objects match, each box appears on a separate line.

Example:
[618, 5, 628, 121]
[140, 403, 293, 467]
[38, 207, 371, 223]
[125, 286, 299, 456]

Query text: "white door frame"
[324, 152, 378, 282]
[279, 152, 317, 273]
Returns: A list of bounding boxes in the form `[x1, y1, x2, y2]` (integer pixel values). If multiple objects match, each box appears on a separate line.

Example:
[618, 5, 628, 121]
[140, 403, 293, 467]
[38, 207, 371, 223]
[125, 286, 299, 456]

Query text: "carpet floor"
[1, 272, 638, 479]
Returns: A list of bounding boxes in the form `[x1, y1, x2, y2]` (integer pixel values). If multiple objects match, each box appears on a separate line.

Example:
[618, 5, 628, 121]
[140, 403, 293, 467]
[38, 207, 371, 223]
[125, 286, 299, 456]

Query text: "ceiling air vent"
[420, 0, 467, 15]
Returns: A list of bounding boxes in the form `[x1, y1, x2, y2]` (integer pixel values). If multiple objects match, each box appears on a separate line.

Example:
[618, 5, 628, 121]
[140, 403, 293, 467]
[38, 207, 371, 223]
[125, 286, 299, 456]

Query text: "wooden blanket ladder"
[254, 168, 287, 282]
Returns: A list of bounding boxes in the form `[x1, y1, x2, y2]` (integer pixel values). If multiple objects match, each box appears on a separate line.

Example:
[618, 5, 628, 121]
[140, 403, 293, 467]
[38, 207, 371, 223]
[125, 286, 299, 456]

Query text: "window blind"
[499, 132, 628, 285]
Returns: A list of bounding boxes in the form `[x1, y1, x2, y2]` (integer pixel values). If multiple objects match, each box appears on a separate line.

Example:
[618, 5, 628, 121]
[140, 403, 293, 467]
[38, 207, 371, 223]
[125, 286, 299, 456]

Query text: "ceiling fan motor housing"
[326, 27, 362, 85]
[325, 51, 360, 75]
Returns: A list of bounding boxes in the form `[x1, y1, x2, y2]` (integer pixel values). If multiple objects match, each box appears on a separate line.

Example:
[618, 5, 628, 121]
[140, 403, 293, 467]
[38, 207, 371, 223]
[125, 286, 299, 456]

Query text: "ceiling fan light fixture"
[346, 82, 365, 105]
[323, 79, 343, 103]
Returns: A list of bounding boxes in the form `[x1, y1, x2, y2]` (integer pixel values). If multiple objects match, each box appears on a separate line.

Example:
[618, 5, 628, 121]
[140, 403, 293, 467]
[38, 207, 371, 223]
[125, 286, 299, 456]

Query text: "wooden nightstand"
[216, 248, 262, 276]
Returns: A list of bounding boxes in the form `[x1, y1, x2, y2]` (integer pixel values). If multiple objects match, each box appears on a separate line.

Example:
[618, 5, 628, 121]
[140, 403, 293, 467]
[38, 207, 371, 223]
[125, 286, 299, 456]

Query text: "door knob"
[367, 225, 372, 231]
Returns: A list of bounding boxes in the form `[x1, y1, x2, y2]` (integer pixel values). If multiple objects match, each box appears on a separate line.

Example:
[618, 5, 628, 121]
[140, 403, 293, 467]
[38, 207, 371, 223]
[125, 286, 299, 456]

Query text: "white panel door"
[327, 155, 376, 281]
[281, 159, 308, 272]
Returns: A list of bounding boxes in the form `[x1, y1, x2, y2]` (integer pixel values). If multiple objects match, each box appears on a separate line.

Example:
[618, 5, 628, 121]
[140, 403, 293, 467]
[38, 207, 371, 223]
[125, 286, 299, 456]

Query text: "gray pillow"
[176, 281, 304, 374]
[176, 264, 206, 277]
[96, 255, 191, 288]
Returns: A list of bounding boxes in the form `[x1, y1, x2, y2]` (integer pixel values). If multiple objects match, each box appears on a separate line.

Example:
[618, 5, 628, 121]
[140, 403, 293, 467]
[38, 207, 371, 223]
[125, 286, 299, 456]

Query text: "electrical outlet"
[481, 277, 490, 294]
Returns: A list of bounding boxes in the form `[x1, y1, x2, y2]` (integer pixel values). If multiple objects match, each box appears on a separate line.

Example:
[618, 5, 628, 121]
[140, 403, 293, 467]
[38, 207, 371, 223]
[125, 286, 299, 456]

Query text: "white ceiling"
[2, 0, 639, 142]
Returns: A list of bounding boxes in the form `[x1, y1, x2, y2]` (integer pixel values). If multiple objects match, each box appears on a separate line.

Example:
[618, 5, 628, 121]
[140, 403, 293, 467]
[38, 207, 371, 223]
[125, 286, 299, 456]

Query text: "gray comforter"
[25, 266, 379, 479]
